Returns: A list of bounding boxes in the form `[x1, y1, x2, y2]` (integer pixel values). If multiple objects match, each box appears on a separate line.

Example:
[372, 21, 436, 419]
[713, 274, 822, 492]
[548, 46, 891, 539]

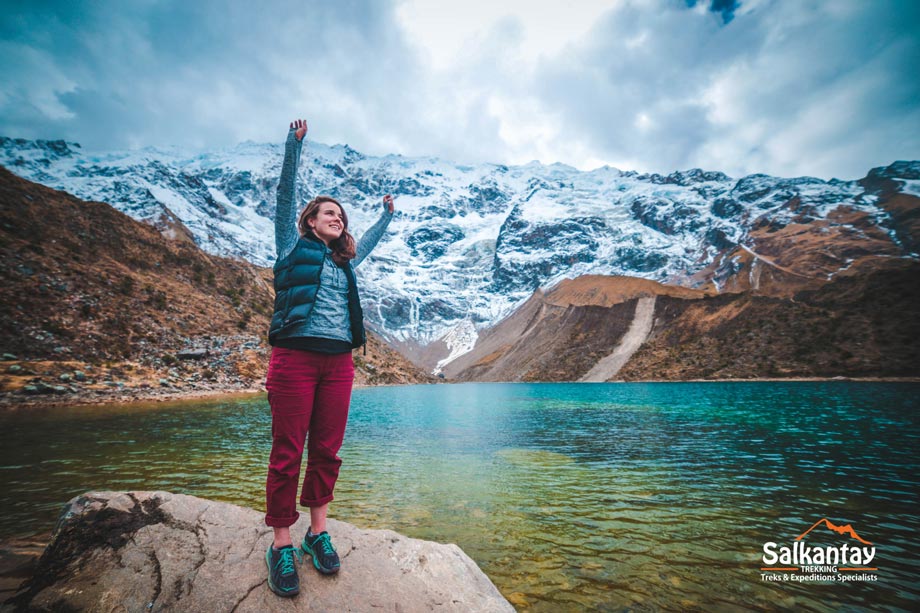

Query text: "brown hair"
[297, 196, 356, 266]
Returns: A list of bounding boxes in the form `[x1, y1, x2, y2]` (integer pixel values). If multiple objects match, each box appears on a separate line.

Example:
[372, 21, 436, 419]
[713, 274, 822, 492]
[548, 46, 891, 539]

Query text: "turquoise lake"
[1, 382, 918, 611]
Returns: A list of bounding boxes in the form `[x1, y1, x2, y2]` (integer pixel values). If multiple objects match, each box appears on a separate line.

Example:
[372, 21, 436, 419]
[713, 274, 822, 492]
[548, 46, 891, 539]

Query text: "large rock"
[5, 491, 514, 612]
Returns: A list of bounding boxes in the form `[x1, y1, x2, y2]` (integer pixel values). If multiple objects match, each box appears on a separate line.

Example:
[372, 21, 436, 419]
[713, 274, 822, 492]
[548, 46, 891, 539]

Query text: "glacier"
[2, 136, 917, 364]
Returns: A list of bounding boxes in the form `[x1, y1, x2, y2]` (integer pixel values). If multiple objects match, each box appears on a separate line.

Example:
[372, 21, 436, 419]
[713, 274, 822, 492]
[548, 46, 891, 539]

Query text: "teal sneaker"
[266, 544, 302, 597]
[301, 529, 341, 575]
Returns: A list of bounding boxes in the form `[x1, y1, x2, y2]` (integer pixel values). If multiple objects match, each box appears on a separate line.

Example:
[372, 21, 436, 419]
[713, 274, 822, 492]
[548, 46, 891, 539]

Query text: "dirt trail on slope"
[579, 296, 656, 382]
[738, 244, 816, 279]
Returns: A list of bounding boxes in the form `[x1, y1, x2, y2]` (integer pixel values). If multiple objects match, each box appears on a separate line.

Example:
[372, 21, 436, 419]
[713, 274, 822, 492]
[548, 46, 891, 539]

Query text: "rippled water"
[1, 382, 918, 611]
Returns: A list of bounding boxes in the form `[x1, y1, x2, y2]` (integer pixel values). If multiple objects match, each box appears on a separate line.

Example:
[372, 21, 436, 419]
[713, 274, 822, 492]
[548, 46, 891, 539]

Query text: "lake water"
[1, 382, 918, 611]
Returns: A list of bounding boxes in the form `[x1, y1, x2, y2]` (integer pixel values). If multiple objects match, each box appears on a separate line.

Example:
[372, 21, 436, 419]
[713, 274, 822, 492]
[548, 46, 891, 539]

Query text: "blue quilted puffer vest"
[268, 236, 366, 349]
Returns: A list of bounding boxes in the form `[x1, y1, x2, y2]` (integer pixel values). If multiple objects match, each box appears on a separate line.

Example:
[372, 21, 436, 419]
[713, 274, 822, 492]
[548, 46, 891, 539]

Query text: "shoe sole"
[302, 543, 340, 575]
[265, 548, 300, 597]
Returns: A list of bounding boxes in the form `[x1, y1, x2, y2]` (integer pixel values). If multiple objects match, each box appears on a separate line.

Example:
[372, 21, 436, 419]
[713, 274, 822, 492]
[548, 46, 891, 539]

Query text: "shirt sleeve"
[354, 207, 394, 267]
[275, 128, 304, 260]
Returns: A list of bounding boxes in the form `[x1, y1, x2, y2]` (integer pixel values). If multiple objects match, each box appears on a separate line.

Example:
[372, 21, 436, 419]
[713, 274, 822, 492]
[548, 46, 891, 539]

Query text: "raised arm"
[354, 194, 395, 267]
[275, 119, 307, 259]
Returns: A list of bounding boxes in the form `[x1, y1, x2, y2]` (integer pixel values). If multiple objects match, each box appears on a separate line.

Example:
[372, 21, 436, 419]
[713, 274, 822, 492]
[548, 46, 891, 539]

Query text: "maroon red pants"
[264, 347, 355, 528]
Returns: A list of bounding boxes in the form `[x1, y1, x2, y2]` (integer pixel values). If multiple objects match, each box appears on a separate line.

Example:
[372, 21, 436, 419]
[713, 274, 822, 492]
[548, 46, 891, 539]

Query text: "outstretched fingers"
[291, 119, 308, 141]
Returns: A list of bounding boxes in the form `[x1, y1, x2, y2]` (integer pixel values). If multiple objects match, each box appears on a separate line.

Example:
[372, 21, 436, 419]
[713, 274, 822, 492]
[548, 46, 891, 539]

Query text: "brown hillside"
[441, 289, 635, 382]
[544, 274, 707, 307]
[876, 192, 920, 253]
[441, 276, 707, 381]
[448, 259, 920, 382]
[616, 256, 920, 380]
[0, 167, 433, 405]
[683, 197, 915, 298]
[0, 167, 273, 362]
[860, 172, 920, 253]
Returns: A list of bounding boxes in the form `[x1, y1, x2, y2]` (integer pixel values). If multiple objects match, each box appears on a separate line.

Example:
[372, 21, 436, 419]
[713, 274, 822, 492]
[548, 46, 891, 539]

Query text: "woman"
[264, 118, 394, 597]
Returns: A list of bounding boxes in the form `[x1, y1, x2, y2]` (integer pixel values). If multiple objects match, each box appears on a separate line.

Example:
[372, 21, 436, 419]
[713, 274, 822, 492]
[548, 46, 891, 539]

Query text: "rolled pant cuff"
[300, 493, 334, 508]
[265, 512, 300, 528]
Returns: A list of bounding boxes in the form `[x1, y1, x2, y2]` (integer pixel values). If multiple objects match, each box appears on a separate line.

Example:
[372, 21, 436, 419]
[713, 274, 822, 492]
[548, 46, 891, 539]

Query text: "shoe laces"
[315, 532, 336, 556]
[276, 546, 302, 575]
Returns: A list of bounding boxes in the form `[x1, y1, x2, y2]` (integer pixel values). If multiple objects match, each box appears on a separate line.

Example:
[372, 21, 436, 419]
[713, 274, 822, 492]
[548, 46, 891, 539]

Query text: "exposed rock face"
[5, 136, 918, 351]
[443, 276, 706, 381]
[6, 491, 513, 613]
[447, 260, 920, 381]
[579, 296, 656, 382]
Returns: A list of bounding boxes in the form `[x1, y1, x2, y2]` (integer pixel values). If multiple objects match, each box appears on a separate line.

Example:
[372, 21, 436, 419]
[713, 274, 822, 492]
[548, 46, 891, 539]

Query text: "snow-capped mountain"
[2, 136, 918, 365]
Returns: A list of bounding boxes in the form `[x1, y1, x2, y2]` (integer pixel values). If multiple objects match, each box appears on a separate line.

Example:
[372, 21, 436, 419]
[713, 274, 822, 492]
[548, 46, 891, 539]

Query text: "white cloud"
[395, 0, 620, 71]
[0, 41, 78, 121]
[525, 0, 920, 178]
[0, 0, 917, 179]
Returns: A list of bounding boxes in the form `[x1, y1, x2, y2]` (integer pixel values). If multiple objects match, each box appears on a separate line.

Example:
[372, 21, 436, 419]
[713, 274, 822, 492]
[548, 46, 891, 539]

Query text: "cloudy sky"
[2, 0, 918, 179]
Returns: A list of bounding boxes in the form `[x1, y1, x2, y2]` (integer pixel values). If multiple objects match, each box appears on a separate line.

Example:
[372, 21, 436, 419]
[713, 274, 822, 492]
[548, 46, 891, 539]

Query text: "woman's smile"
[312, 203, 345, 243]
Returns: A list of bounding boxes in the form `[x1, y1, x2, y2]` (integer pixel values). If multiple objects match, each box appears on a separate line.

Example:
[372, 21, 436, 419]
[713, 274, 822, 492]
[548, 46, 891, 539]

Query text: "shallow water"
[1, 382, 918, 611]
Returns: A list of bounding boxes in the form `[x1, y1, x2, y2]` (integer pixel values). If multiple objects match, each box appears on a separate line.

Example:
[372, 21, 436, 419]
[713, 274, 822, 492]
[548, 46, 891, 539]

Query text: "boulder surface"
[5, 491, 514, 612]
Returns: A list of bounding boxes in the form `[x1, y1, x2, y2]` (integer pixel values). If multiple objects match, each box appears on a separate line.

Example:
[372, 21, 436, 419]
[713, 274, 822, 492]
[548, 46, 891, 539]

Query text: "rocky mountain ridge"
[3, 136, 917, 371]
[0, 168, 434, 406]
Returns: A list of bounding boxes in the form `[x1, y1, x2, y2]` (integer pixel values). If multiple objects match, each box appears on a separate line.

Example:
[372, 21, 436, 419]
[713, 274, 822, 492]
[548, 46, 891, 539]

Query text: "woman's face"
[309, 202, 345, 244]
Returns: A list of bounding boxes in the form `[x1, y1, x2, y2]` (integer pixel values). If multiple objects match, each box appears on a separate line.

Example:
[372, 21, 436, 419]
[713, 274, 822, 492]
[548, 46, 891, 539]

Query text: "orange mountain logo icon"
[761, 517, 877, 574]
[796, 518, 872, 545]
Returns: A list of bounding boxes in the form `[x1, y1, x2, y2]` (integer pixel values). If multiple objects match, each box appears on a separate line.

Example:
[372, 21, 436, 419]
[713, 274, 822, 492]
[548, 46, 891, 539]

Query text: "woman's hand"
[383, 194, 395, 214]
[290, 119, 308, 141]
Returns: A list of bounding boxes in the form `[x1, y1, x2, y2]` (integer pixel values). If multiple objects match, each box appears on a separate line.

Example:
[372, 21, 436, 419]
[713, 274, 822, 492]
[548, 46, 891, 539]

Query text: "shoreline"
[609, 376, 920, 383]
[0, 379, 435, 410]
[0, 384, 267, 410]
[3, 376, 918, 410]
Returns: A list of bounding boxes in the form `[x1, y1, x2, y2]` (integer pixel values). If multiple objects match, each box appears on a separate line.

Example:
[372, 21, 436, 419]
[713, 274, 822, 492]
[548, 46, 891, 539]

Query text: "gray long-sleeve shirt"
[275, 128, 393, 343]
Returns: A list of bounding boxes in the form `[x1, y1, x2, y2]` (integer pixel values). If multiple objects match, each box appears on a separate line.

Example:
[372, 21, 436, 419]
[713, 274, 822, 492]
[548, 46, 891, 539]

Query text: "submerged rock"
[5, 491, 513, 612]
